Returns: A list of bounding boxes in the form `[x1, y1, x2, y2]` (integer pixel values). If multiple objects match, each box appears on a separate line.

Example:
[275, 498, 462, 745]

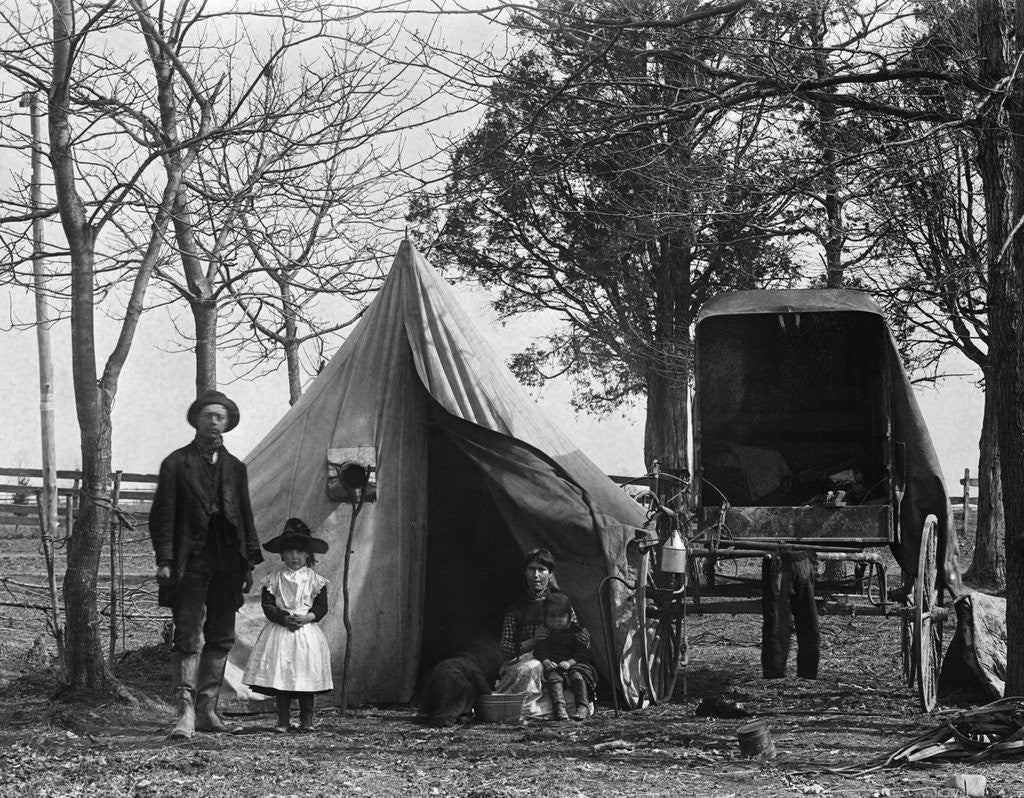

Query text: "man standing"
[761, 549, 820, 680]
[149, 390, 263, 739]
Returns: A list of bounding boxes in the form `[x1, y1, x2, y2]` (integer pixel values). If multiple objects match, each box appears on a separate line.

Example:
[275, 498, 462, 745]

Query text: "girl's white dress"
[243, 566, 334, 694]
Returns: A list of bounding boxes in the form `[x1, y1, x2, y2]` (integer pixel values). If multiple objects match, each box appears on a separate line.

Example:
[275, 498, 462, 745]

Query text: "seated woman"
[493, 547, 592, 718]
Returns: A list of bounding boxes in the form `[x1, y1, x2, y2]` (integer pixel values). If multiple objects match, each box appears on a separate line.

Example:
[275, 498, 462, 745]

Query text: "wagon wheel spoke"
[687, 549, 702, 615]
[636, 548, 655, 702]
[914, 515, 943, 712]
[900, 608, 914, 688]
[640, 589, 684, 703]
[636, 549, 686, 704]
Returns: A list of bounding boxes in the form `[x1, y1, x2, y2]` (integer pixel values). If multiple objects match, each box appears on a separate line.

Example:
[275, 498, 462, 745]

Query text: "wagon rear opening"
[695, 310, 893, 520]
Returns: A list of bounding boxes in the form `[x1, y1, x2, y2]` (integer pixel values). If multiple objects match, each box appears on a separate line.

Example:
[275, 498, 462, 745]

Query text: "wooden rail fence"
[0, 464, 983, 663]
[0, 466, 160, 662]
[0, 466, 158, 533]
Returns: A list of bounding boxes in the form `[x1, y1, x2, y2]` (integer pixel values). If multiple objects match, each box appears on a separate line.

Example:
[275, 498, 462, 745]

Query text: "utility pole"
[20, 89, 63, 660]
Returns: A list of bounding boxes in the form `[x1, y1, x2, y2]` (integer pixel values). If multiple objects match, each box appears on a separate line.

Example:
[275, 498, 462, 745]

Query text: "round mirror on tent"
[327, 447, 377, 502]
[339, 461, 370, 489]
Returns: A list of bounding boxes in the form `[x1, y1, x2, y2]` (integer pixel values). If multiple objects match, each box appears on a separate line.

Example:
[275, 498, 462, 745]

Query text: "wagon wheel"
[636, 547, 686, 704]
[914, 515, 944, 712]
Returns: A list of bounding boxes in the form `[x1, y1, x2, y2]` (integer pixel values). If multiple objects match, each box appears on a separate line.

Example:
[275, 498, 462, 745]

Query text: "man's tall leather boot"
[194, 652, 242, 734]
[169, 652, 199, 739]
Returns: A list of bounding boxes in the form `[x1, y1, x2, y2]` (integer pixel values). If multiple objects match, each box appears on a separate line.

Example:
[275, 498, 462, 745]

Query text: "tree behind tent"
[414, 2, 802, 474]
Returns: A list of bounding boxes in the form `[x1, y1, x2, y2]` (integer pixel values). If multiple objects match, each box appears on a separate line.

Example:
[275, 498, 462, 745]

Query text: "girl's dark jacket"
[149, 443, 263, 606]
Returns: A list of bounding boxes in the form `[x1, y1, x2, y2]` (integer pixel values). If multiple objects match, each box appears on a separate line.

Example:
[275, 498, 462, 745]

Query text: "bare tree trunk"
[977, 0, 1024, 694]
[817, 93, 843, 289]
[821, 140, 843, 289]
[55, 209, 116, 691]
[644, 238, 691, 476]
[1002, 7, 1024, 694]
[280, 276, 302, 405]
[810, 4, 844, 290]
[964, 377, 1005, 590]
[172, 197, 218, 394]
[62, 401, 115, 690]
[285, 341, 302, 404]
[989, 227, 1024, 697]
[192, 298, 218, 394]
[150, 14, 218, 396]
[49, 0, 170, 692]
[644, 363, 689, 475]
[49, 0, 117, 691]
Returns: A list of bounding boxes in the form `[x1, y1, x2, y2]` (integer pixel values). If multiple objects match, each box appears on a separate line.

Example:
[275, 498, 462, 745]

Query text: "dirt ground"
[1, 531, 1022, 797]
[1, 609, 1022, 797]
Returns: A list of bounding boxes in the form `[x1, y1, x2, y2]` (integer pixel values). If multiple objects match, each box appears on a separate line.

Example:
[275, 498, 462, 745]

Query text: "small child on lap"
[533, 593, 597, 721]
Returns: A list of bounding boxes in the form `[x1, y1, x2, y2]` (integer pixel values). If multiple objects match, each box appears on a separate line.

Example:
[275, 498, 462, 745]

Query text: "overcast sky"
[0, 3, 985, 490]
[0, 264, 984, 489]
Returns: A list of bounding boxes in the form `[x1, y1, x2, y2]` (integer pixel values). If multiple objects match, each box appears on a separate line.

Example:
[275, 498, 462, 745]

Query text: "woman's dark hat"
[263, 517, 329, 554]
[187, 390, 240, 432]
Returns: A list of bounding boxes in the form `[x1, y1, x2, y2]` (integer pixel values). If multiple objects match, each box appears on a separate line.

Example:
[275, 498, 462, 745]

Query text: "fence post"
[66, 477, 79, 538]
[34, 490, 65, 673]
[961, 468, 972, 534]
[108, 471, 122, 663]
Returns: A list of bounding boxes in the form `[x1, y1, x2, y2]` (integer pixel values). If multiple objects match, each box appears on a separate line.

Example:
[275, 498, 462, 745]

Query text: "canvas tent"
[222, 241, 649, 710]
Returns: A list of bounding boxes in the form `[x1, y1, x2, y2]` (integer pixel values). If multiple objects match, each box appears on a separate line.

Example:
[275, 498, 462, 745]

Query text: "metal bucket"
[660, 537, 688, 574]
[736, 718, 776, 759]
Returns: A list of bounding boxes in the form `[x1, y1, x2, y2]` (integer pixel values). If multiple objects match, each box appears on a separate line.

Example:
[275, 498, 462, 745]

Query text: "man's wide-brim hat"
[263, 517, 329, 555]
[187, 390, 240, 432]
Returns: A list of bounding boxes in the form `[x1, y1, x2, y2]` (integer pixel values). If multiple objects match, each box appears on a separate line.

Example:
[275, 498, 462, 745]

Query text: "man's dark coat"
[149, 444, 263, 607]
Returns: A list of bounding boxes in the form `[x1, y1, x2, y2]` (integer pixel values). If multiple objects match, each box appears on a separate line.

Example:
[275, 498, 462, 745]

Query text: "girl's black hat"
[263, 517, 329, 554]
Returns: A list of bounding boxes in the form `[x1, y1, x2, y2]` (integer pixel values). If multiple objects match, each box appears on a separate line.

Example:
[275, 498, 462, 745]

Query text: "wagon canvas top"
[694, 288, 962, 595]
[696, 287, 884, 322]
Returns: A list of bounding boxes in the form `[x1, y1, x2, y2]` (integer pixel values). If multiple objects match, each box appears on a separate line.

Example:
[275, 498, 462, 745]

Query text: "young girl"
[243, 517, 333, 732]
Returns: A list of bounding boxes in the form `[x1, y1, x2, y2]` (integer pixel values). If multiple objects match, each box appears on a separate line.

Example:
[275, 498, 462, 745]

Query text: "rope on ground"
[806, 697, 1024, 776]
[884, 697, 1024, 765]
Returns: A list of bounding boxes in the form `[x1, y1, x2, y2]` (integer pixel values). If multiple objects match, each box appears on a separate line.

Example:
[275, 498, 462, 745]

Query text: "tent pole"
[598, 576, 621, 716]
[339, 497, 365, 715]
